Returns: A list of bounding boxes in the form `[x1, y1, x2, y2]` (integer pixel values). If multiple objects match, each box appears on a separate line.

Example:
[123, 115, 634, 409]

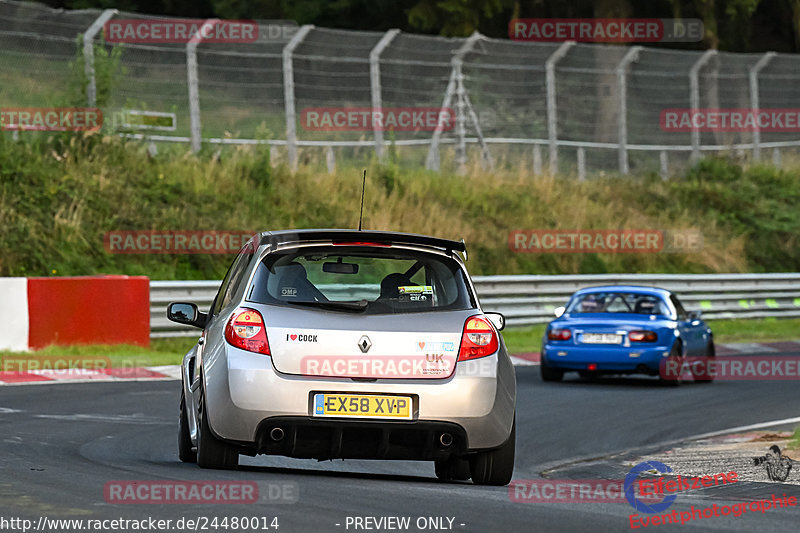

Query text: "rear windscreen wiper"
[286, 299, 369, 313]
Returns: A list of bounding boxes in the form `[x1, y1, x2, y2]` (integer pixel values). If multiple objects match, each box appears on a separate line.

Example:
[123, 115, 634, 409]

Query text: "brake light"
[332, 241, 391, 247]
[548, 328, 572, 341]
[629, 330, 657, 342]
[457, 315, 499, 361]
[224, 307, 270, 355]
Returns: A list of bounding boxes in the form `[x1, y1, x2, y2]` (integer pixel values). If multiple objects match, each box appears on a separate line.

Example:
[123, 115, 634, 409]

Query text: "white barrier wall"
[0, 277, 29, 351]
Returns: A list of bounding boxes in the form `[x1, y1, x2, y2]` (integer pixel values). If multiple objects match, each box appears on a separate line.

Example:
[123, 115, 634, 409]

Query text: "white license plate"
[581, 333, 622, 344]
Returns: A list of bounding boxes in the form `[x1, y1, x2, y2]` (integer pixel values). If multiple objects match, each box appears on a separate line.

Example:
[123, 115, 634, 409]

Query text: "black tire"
[435, 456, 471, 482]
[178, 392, 197, 463]
[540, 359, 564, 382]
[693, 340, 715, 383]
[470, 419, 515, 486]
[660, 342, 683, 387]
[196, 394, 238, 470]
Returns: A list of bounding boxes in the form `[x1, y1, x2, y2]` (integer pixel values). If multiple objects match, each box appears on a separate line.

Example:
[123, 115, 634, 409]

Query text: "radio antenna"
[358, 169, 366, 231]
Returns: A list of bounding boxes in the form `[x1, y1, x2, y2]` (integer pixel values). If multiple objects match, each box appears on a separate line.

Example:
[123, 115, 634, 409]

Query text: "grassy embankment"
[3, 132, 800, 278]
[2, 130, 800, 365]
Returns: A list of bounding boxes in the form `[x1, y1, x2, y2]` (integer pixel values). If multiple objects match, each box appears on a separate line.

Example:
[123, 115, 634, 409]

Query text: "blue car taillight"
[548, 328, 572, 341]
[629, 330, 657, 342]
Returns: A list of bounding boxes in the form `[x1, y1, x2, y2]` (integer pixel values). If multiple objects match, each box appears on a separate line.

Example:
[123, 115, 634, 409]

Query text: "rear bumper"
[252, 417, 469, 461]
[201, 346, 516, 455]
[542, 343, 671, 373]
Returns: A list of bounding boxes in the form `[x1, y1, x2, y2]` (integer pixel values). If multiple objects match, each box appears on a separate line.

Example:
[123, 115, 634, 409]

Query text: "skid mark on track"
[34, 413, 170, 425]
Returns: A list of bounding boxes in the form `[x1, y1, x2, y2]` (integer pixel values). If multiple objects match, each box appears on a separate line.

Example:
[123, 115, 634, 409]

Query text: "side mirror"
[167, 302, 207, 329]
[485, 312, 506, 332]
[688, 310, 702, 320]
[554, 306, 566, 318]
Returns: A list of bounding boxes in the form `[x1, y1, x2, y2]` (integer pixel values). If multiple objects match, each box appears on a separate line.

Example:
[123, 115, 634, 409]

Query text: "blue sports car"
[540, 285, 714, 384]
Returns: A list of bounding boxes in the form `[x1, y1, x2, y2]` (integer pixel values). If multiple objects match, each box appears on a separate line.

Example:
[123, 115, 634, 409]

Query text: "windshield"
[246, 246, 473, 314]
[566, 292, 669, 316]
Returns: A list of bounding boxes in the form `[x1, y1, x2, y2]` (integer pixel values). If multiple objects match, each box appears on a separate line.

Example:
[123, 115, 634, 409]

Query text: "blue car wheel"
[540, 357, 564, 382]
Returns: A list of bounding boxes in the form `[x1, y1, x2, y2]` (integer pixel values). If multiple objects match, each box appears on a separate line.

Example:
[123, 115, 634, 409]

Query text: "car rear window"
[566, 292, 669, 315]
[245, 246, 473, 314]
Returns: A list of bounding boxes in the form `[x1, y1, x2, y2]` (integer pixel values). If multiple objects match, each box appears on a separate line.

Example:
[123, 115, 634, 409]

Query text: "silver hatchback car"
[168, 229, 516, 485]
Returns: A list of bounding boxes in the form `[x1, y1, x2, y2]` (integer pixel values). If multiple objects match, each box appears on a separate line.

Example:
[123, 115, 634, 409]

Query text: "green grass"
[0, 337, 198, 369]
[705, 317, 800, 343]
[789, 426, 800, 451]
[501, 324, 547, 355]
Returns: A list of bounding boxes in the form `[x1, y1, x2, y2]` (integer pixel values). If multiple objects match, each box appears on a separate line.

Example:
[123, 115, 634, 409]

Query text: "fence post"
[546, 41, 575, 176]
[659, 150, 668, 180]
[532, 144, 542, 175]
[454, 62, 468, 173]
[773, 147, 781, 167]
[283, 25, 314, 171]
[689, 49, 717, 163]
[187, 19, 221, 153]
[83, 9, 118, 108]
[616, 46, 641, 175]
[460, 77, 493, 172]
[325, 145, 335, 174]
[369, 29, 400, 162]
[749, 51, 776, 161]
[426, 32, 481, 172]
[577, 147, 586, 181]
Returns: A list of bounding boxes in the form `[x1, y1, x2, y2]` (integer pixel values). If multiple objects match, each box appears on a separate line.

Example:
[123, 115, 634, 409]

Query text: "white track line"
[681, 416, 800, 442]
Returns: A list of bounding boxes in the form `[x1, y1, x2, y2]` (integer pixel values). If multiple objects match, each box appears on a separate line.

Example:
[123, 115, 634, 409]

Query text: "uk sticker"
[417, 341, 457, 353]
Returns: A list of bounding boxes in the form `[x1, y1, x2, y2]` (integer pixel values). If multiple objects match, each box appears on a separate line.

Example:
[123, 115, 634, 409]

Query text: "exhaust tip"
[269, 427, 285, 442]
[439, 432, 453, 447]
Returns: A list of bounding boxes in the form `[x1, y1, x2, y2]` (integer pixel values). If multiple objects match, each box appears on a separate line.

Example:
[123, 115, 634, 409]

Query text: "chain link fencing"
[2, 0, 800, 176]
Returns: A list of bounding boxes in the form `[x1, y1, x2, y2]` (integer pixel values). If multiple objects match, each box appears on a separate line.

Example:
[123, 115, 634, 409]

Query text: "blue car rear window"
[566, 292, 668, 315]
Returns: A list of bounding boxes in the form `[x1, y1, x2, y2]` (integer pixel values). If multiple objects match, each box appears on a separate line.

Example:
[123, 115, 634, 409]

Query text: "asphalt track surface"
[1, 351, 799, 533]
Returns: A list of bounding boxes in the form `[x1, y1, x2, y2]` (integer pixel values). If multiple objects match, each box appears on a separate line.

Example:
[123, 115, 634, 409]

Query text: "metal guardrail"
[150, 273, 800, 337]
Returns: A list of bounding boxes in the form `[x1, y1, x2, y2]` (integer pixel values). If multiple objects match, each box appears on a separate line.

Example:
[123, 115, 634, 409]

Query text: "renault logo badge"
[358, 335, 372, 353]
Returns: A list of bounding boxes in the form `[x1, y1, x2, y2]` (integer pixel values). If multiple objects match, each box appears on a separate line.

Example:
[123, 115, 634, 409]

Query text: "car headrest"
[380, 273, 412, 299]
[635, 298, 657, 313]
[581, 296, 604, 312]
[275, 262, 308, 282]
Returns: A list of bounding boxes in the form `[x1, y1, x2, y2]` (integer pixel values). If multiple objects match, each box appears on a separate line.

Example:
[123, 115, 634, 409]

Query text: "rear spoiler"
[258, 229, 467, 256]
